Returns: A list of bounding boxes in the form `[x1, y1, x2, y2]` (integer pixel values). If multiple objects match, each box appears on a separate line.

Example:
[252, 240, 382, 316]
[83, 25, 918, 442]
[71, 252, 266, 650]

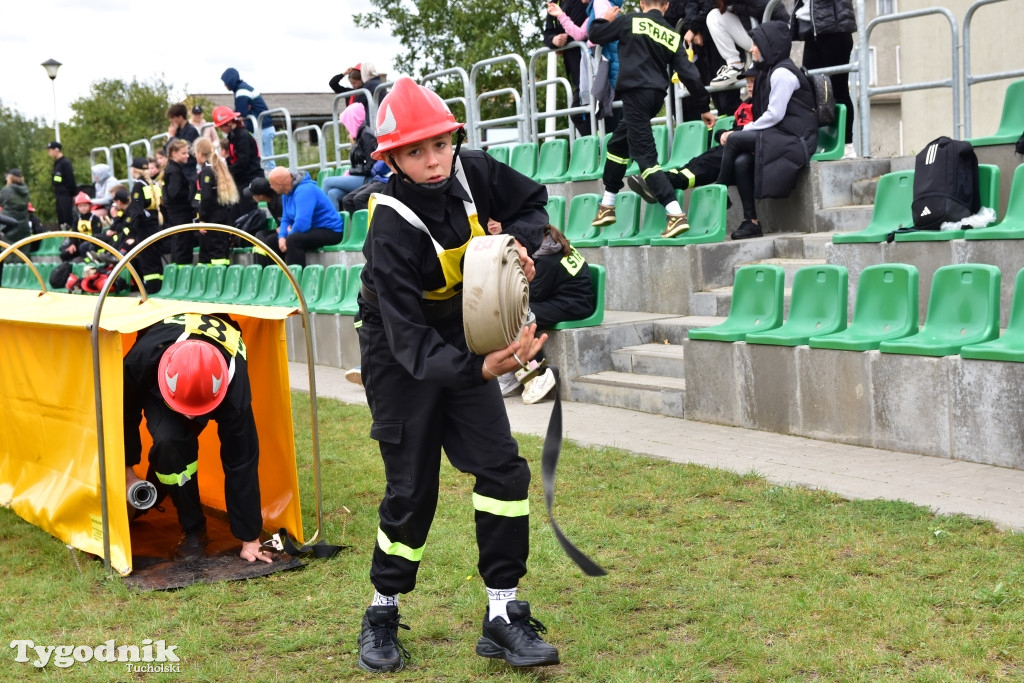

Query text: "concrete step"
[851, 177, 880, 206]
[650, 316, 725, 344]
[772, 233, 835, 260]
[571, 370, 686, 418]
[814, 205, 876, 233]
[690, 286, 796, 317]
[737, 257, 826, 282]
[611, 343, 686, 378]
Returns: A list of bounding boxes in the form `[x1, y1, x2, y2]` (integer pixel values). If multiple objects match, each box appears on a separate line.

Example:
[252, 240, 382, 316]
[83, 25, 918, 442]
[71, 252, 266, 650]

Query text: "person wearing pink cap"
[321, 103, 377, 210]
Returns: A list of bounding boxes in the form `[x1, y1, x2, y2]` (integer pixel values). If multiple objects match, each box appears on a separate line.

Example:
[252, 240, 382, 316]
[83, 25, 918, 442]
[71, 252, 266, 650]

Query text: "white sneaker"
[710, 64, 743, 86]
[345, 366, 363, 386]
[498, 371, 521, 397]
[521, 370, 556, 405]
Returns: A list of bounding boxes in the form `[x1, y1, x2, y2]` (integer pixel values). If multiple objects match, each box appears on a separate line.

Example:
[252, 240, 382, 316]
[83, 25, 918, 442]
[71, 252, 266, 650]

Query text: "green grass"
[2, 393, 1023, 681]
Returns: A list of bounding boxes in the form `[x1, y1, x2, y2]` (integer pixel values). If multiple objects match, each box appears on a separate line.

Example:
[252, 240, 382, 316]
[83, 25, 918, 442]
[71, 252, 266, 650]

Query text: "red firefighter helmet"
[211, 105, 240, 128]
[157, 339, 230, 417]
[73, 191, 92, 206]
[371, 77, 463, 161]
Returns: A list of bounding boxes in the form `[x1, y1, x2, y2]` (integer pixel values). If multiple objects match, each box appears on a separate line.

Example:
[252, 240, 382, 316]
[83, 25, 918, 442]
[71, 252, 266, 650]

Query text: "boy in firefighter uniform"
[354, 77, 557, 672]
[123, 313, 272, 564]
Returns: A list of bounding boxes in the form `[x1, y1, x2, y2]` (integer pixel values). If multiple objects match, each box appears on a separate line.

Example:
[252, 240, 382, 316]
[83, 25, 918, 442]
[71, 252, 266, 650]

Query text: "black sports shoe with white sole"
[476, 601, 559, 667]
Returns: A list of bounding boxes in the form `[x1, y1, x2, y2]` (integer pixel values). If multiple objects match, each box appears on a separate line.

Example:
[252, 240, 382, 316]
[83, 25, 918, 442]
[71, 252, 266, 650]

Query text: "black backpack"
[801, 67, 836, 127]
[911, 136, 980, 230]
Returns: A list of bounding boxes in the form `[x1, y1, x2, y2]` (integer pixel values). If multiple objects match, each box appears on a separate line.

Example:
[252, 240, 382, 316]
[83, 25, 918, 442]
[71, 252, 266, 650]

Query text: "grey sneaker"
[476, 601, 559, 667]
[498, 371, 521, 397]
[710, 64, 743, 87]
[627, 175, 658, 204]
[591, 204, 616, 227]
[661, 213, 690, 238]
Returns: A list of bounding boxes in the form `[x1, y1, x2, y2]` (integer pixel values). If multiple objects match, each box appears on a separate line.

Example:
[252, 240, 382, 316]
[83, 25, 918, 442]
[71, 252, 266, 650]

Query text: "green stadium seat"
[665, 121, 709, 170]
[1, 262, 25, 288]
[832, 170, 915, 244]
[251, 266, 283, 306]
[688, 265, 786, 341]
[167, 265, 193, 299]
[809, 263, 919, 351]
[746, 265, 849, 346]
[216, 264, 244, 302]
[311, 264, 348, 313]
[566, 135, 603, 182]
[152, 264, 178, 298]
[577, 192, 641, 247]
[297, 263, 325, 310]
[563, 193, 603, 244]
[486, 145, 511, 165]
[509, 142, 538, 178]
[36, 262, 55, 290]
[967, 79, 1024, 147]
[35, 235, 61, 255]
[182, 264, 208, 301]
[607, 191, 684, 246]
[321, 211, 351, 252]
[710, 116, 734, 147]
[339, 209, 369, 252]
[811, 104, 847, 161]
[879, 264, 1001, 357]
[198, 265, 227, 302]
[233, 264, 264, 305]
[269, 265, 304, 307]
[317, 264, 363, 315]
[894, 165, 1001, 241]
[545, 196, 566, 232]
[625, 125, 669, 176]
[551, 264, 605, 329]
[316, 168, 331, 188]
[966, 164, 1024, 240]
[534, 138, 570, 184]
[648, 185, 729, 246]
[961, 267, 1024, 361]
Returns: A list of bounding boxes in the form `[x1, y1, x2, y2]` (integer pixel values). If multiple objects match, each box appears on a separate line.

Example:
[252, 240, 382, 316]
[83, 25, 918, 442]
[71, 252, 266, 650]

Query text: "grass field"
[1, 394, 1022, 681]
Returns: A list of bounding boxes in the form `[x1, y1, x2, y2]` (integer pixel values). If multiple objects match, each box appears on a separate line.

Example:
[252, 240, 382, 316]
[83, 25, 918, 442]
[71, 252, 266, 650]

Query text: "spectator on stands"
[192, 138, 238, 266]
[792, 0, 857, 158]
[148, 157, 164, 189]
[126, 157, 165, 293]
[167, 103, 200, 146]
[589, 0, 715, 239]
[629, 67, 756, 201]
[329, 62, 385, 118]
[47, 141, 76, 229]
[103, 189, 137, 255]
[670, 0, 742, 118]
[91, 163, 119, 218]
[248, 177, 282, 267]
[154, 149, 168, 173]
[190, 104, 221, 145]
[163, 139, 199, 265]
[706, 0, 789, 87]
[342, 160, 391, 214]
[543, 0, 594, 137]
[322, 104, 377, 211]
[221, 67, 276, 171]
[716, 21, 817, 239]
[267, 166, 343, 266]
[0, 168, 32, 244]
[72, 191, 102, 236]
[212, 105, 263, 216]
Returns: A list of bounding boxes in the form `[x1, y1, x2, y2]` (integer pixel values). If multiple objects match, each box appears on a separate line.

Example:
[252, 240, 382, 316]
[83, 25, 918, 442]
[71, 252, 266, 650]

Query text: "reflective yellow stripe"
[682, 169, 696, 189]
[143, 273, 164, 282]
[155, 461, 198, 486]
[472, 492, 529, 517]
[640, 165, 663, 180]
[377, 527, 424, 562]
[353, 320, 363, 329]
[607, 152, 629, 166]
[210, 258, 230, 266]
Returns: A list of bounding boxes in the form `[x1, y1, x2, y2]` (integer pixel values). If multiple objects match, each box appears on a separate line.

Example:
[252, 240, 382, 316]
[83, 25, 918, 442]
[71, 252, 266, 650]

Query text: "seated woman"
[715, 20, 817, 240]
[322, 104, 377, 211]
[492, 220, 596, 404]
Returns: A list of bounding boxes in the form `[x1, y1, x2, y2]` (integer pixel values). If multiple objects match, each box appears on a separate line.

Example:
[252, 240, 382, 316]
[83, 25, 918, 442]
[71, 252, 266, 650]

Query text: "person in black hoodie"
[163, 139, 199, 264]
[47, 142, 76, 228]
[716, 20, 818, 239]
[328, 62, 386, 118]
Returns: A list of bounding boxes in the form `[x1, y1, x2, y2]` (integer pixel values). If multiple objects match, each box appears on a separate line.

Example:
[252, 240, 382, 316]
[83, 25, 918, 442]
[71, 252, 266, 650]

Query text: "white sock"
[371, 590, 398, 607]
[602, 192, 617, 206]
[666, 200, 683, 215]
[486, 586, 517, 623]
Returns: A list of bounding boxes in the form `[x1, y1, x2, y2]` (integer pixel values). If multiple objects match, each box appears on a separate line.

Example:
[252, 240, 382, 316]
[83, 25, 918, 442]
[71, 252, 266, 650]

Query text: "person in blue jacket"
[267, 166, 343, 266]
[221, 67, 277, 171]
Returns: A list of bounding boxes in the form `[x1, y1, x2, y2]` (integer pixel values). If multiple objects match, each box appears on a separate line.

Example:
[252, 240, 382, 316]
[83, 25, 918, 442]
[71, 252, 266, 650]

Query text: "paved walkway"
[289, 362, 1024, 532]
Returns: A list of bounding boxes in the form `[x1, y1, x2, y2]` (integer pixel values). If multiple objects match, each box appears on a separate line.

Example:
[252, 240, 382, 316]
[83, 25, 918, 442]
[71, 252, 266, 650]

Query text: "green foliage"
[354, 0, 551, 122]
[0, 100, 55, 223]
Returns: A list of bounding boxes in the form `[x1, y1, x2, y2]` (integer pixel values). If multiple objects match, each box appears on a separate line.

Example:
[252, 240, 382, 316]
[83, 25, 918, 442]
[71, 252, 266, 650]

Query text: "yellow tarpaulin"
[0, 289, 305, 575]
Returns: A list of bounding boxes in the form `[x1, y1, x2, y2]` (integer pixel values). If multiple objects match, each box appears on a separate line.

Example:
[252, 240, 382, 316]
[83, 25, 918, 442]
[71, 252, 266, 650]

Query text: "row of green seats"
[689, 261, 1024, 359]
[316, 166, 352, 188]
[1, 261, 56, 289]
[322, 209, 369, 253]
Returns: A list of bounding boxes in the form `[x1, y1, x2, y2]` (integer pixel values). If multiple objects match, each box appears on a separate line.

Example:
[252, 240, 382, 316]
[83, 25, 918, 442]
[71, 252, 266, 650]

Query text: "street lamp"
[41, 59, 62, 143]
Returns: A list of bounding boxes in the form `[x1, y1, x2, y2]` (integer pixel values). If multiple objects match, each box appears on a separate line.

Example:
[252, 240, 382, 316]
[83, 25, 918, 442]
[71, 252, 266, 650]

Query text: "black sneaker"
[626, 175, 658, 204]
[730, 219, 763, 240]
[357, 606, 410, 673]
[174, 529, 208, 561]
[476, 601, 559, 667]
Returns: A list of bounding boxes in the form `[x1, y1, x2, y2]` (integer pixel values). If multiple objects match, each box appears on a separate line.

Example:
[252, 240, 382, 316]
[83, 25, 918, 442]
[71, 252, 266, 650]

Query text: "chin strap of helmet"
[388, 127, 467, 193]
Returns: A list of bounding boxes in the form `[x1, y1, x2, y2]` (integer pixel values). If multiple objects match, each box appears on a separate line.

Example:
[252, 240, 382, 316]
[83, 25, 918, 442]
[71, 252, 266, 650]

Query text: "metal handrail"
[88, 223, 326, 574]
[257, 108, 296, 168]
[962, 0, 1024, 138]
[293, 124, 327, 173]
[127, 138, 153, 163]
[331, 91, 370, 167]
[527, 42, 595, 145]
[90, 147, 111, 170]
[469, 53, 531, 148]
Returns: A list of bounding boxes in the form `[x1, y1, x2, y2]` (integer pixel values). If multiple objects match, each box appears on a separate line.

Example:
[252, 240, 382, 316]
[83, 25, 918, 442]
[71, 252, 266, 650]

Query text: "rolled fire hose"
[462, 234, 607, 577]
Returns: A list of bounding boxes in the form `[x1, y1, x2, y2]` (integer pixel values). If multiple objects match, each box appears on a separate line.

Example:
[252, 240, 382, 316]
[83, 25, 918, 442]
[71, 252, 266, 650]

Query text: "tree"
[0, 100, 51, 223]
[354, 0, 549, 122]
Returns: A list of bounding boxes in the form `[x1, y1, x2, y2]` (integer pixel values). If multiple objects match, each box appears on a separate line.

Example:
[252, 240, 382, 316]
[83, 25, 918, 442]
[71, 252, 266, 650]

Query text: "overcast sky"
[3, 0, 403, 125]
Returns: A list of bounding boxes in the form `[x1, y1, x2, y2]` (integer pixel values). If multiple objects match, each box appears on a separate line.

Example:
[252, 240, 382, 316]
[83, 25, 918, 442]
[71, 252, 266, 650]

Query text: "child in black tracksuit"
[126, 157, 164, 293]
[589, 0, 715, 239]
[353, 77, 557, 674]
[193, 137, 239, 265]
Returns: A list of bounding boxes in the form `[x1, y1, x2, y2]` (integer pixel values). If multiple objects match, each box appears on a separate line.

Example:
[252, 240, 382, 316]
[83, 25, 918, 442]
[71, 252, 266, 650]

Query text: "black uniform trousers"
[603, 87, 677, 206]
[125, 355, 262, 541]
[716, 129, 758, 219]
[135, 219, 166, 294]
[358, 314, 531, 596]
[166, 208, 198, 266]
[802, 32, 855, 144]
